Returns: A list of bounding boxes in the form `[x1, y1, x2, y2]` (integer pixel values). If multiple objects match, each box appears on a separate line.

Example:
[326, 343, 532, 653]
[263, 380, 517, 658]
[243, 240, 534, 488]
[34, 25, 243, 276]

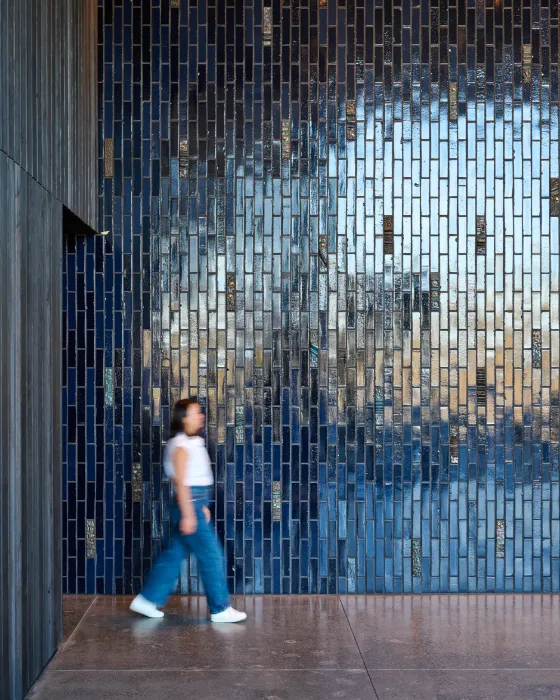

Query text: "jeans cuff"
[210, 604, 229, 614]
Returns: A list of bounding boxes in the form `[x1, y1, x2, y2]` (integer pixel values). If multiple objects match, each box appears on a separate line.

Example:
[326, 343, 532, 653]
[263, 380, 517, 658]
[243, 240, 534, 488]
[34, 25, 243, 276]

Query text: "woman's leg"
[141, 518, 187, 607]
[185, 502, 230, 614]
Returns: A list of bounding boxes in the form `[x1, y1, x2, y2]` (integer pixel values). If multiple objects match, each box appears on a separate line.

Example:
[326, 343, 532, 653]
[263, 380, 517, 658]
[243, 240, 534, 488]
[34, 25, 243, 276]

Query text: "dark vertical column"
[0, 1, 97, 698]
[0, 154, 63, 700]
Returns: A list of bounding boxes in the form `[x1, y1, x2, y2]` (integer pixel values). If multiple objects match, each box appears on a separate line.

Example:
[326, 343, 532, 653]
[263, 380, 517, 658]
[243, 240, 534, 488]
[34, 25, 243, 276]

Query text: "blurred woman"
[130, 397, 246, 623]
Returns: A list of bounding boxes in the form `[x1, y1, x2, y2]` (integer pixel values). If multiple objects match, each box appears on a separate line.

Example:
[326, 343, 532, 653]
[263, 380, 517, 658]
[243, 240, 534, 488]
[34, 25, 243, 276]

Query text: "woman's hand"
[202, 506, 211, 524]
[180, 513, 197, 535]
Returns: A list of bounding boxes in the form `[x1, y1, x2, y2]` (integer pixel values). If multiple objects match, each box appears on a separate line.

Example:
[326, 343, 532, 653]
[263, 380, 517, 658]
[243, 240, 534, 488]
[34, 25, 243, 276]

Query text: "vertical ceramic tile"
[62, 0, 560, 596]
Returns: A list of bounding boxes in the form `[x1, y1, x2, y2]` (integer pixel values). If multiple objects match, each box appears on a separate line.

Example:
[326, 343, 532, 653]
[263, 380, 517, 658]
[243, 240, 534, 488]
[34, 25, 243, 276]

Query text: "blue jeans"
[141, 486, 230, 614]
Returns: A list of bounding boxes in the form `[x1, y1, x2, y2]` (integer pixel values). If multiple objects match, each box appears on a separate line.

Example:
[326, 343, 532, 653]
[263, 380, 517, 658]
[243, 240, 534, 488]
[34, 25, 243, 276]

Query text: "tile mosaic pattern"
[63, 0, 560, 595]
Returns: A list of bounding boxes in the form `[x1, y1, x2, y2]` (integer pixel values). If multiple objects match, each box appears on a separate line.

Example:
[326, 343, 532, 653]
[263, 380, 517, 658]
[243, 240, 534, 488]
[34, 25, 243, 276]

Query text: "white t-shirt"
[163, 434, 214, 487]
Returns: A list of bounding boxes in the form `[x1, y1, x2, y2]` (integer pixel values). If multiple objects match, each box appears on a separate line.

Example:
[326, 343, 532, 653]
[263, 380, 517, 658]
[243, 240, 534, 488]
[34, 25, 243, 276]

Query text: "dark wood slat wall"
[0, 1, 96, 699]
[0, 0, 97, 229]
[0, 153, 64, 700]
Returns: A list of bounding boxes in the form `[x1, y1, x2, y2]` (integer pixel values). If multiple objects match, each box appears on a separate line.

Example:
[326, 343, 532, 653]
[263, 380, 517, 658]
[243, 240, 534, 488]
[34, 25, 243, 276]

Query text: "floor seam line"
[43, 668, 560, 673]
[338, 595, 380, 700]
[45, 668, 369, 673]
[60, 595, 98, 652]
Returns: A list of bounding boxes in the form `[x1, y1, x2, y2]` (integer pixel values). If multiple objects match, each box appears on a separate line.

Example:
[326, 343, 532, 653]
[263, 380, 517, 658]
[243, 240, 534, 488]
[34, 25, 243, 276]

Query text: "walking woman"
[130, 397, 246, 623]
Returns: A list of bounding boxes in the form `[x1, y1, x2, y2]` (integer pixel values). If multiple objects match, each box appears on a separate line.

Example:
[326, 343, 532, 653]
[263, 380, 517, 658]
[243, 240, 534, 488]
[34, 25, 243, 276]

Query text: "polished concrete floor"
[28, 595, 560, 699]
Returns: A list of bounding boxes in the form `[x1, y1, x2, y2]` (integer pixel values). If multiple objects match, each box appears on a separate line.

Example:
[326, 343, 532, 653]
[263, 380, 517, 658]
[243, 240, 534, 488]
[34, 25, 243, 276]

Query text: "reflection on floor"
[28, 595, 560, 699]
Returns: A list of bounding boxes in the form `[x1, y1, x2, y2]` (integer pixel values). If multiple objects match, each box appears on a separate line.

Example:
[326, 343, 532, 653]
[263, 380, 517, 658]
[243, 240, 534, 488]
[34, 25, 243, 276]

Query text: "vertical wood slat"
[19, 0, 25, 172]
[37, 0, 43, 186]
[0, 154, 7, 696]
[12, 0, 19, 167]
[43, 0, 49, 192]
[48, 0, 54, 194]
[51, 190, 63, 671]
[21, 169, 32, 694]
[0, 0, 5, 152]
[0, 151, 4, 700]
[60, 0, 67, 214]
[11, 155, 23, 700]
[5, 0, 13, 158]
[0, 153, 24, 700]
[33, 0, 38, 178]
[53, 0, 61, 202]
[19, 0, 26, 173]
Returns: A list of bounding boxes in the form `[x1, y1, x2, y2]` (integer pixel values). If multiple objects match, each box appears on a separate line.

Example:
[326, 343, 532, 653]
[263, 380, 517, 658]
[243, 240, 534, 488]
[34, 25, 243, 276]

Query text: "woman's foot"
[210, 607, 247, 623]
[130, 594, 165, 619]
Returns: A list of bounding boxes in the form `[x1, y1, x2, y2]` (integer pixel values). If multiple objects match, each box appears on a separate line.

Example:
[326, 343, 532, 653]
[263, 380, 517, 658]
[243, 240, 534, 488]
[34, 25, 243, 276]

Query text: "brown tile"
[60, 596, 97, 648]
[28, 670, 376, 700]
[341, 595, 560, 670]
[370, 671, 560, 700]
[51, 596, 363, 671]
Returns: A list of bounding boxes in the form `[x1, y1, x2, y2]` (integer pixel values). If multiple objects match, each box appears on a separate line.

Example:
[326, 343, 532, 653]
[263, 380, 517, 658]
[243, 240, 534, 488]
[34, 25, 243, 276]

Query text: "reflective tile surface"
[27, 595, 560, 699]
[64, 0, 560, 597]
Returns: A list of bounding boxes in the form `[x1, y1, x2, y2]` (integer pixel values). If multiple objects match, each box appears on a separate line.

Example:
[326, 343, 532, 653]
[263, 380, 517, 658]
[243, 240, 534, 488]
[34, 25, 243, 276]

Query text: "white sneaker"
[130, 594, 164, 619]
[210, 607, 247, 623]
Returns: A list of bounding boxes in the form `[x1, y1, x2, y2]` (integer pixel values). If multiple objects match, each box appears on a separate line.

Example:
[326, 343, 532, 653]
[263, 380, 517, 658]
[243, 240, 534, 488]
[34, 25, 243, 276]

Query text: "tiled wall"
[63, 0, 560, 595]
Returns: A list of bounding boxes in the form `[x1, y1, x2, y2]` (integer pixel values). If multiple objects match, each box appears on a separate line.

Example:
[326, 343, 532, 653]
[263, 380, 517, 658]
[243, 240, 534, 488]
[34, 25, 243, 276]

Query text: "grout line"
[338, 595, 380, 700]
[60, 596, 98, 652]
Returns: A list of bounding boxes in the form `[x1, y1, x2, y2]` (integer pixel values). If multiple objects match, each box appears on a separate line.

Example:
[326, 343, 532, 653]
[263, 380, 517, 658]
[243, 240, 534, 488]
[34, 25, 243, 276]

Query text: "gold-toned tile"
[86, 521, 96, 559]
[226, 272, 236, 312]
[153, 388, 161, 425]
[179, 139, 188, 178]
[551, 178, 560, 217]
[383, 216, 393, 255]
[132, 464, 142, 503]
[522, 45, 531, 84]
[449, 82, 458, 121]
[104, 138, 114, 178]
[281, 120, 291, 161]
[143, 330, 152, 369]
[476, 217, 486, 256]
[272, 481, 282, 521]
[263, 7, 272, 46]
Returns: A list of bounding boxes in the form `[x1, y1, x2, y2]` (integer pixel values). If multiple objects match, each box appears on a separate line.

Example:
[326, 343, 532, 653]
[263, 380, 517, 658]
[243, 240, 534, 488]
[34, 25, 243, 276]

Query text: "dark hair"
[169, 397, 200, 437]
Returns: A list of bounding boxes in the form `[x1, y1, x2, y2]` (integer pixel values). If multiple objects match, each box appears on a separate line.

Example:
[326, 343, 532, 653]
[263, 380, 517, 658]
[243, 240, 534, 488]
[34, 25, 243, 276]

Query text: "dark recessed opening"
[63, 205, 97, 237]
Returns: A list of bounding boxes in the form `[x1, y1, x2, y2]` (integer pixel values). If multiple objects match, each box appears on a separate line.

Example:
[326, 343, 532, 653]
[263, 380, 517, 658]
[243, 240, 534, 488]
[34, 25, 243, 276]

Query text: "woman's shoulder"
[168, 433, 204, 451]
[167, 433, 189, 452]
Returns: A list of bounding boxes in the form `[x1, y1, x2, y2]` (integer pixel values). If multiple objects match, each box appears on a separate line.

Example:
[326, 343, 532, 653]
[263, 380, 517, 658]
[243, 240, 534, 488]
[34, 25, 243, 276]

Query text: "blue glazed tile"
[61, 0, 557, 596]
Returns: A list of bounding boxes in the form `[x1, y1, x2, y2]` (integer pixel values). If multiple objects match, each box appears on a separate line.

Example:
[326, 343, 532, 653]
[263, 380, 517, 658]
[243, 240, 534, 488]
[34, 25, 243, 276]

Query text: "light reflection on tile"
[61, 0, 560, 598]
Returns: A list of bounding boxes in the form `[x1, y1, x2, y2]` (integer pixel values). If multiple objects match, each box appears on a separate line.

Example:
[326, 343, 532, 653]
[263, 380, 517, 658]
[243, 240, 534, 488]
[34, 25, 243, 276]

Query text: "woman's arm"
[173, 447, 197, 535]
